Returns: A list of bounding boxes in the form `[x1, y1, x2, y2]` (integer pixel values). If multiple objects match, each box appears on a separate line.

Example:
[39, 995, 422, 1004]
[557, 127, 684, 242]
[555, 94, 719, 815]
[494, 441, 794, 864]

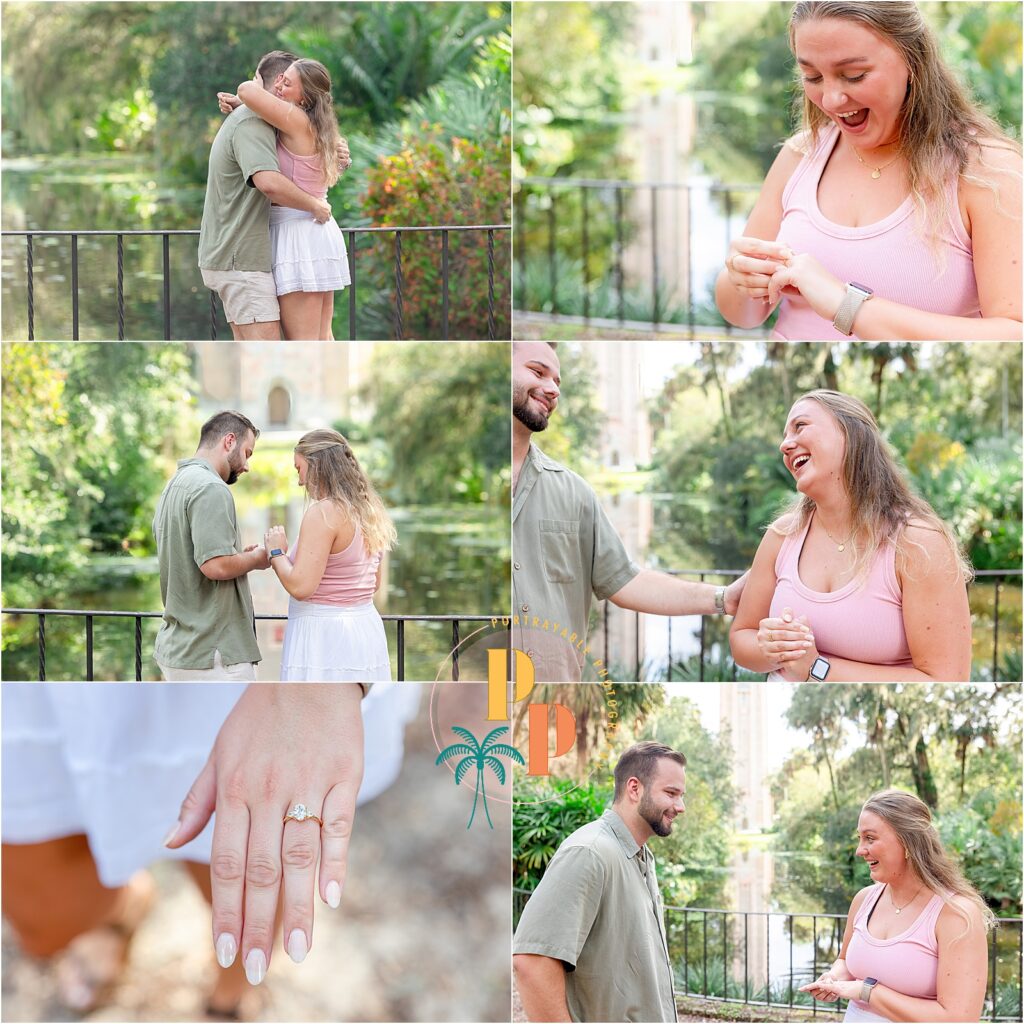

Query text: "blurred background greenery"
[2, 1, 511, 339]
[540, 341, 1022, 681]
[1, 341, 510, 680]
[512, 1, 1022, 331]
[514, 682, 1022, 1016]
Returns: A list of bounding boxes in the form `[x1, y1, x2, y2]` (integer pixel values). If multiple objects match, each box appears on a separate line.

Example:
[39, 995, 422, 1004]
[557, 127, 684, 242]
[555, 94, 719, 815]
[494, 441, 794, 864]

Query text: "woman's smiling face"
[794, 17, 911, 149]
[780, 398, 847, 498]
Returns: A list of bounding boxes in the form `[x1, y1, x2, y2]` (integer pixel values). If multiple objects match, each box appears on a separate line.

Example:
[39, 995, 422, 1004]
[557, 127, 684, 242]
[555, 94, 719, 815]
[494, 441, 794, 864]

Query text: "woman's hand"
[336, 136, 352, 173]
[217, 92, 242, 114]
[724, 237, 793, 301]
[252, 69, 264, 89]
[165, 684, 365, 985]
[798, 971, 843, 1002]
[756, 607, 814, 672]
[265, 525, 289, 557]
[767, 252, 847, 321]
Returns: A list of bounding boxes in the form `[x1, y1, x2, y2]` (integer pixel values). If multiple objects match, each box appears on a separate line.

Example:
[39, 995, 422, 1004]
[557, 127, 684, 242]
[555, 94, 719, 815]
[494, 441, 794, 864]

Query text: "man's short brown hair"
[613, 741, 687, 802]
[256, 50, 299, 84]
[198, 410, 260, 449]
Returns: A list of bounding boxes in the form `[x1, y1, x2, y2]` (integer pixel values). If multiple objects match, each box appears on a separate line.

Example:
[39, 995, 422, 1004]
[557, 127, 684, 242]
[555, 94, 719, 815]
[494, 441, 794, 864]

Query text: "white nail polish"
[325, 880, 342, 908]
[287, 929, 308, 963]
[216, 933, 237, 969]
[162, 821, 180, 847]
[244, 948, 266, 986]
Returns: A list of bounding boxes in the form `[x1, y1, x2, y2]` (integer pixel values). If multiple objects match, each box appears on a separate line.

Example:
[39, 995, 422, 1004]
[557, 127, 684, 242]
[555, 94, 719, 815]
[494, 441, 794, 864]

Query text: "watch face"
[810, 656, 830, 680]
[849, 281, 874, 297]
[865, 978, 878, 985]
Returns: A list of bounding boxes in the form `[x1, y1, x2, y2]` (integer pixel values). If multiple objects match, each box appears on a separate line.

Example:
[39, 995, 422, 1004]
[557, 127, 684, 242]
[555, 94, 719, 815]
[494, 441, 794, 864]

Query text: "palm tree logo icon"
[435, 725, 524, 829]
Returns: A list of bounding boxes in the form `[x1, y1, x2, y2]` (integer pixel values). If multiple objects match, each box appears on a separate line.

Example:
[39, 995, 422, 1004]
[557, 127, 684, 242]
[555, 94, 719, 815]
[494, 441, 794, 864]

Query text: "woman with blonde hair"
[799, 789, 993, 1021]
[265, 429, 396, 681]
[715, 1, 1021, 340]
[221, 56, 350, 340]
[730, 389, 972, 681]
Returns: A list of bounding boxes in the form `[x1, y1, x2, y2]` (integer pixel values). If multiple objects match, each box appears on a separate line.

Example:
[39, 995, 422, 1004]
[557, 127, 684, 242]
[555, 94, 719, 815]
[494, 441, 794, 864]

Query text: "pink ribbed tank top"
[770, 515, 912, 667]
[276, 138, 328, 198]
[845, 884, 945, 1011]
[773, 126, 980, 340]
[288, 521, 381, 606]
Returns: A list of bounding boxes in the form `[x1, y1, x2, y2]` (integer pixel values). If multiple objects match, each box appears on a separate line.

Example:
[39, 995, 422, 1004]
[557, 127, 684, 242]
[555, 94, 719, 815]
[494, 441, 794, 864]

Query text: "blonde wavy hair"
[290, 58, 341, 187]
[772, 390, 973, 585]
[862, 789, 995, 938]
[788, 2, 1021, 253]
[295, 429, 396, 555]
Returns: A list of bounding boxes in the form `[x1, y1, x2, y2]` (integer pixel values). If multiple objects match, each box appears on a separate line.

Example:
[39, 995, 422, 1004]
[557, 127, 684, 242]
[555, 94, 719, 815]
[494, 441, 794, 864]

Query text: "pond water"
[1, 502, 509, 682]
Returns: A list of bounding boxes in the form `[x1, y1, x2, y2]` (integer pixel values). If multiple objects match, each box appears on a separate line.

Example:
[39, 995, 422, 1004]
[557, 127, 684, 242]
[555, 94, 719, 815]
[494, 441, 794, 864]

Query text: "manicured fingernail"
[162, 821, 180, 847]
[216, 933, 237, 969]
[325, 881, 342, 908]
[244, 949, 266, 986]
[287, 929, 308, 963]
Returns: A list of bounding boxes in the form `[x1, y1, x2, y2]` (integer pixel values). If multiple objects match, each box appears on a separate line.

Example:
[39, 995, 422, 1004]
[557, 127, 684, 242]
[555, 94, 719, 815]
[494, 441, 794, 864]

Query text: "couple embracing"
[152, 411, 394, 681]
[199, 49, 350, 340]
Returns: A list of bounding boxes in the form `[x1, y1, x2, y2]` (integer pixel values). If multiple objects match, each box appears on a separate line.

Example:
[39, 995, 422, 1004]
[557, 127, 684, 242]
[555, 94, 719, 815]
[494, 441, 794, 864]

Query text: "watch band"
[833, 281, 873, 336]
[714, 586, 726, 614]
[860, 977, 878, 1003]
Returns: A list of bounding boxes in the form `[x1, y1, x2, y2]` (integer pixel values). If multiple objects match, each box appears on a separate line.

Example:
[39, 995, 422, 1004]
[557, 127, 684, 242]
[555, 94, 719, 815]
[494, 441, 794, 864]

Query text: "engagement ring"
[284, 803, 323, 826]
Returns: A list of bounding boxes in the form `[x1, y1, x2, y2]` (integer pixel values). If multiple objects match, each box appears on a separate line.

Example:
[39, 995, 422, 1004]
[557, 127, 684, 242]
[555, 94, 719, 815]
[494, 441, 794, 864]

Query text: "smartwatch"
[808, 656, 831, 681]
[269, 548, 285, 558]
[860, 977, 878, 1003]
[833, 281, 873, 336]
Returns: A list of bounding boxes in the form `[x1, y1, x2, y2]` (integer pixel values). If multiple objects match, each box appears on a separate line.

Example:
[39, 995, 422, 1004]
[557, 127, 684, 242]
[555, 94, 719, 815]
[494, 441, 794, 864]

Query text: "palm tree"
[435, 725, 524, 829]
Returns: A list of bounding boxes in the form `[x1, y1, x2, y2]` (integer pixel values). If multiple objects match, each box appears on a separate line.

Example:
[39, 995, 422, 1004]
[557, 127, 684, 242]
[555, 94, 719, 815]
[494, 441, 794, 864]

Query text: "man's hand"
[165, 684, 365, 984]
[243, 544, 271, 570]
[336, 136, 351, 173]
[218, 92, 242, 114]
[723, 571, 749, 615]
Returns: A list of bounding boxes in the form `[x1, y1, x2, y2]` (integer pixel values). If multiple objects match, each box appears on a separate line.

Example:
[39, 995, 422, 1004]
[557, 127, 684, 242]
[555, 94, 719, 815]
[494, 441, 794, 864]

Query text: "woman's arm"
[777, 524, 972, 682]
[823, 898, 988, 1022]
[236, 74, 313, 139]
[729, 526, 812, 672]
[267, 505, 353, 602]
[799, 887, 870, 1000]
[715, 142, 803, 329]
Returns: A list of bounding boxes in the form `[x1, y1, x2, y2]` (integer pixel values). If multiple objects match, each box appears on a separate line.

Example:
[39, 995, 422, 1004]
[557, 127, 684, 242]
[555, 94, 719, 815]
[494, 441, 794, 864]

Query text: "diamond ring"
[283, 803, 323, 826]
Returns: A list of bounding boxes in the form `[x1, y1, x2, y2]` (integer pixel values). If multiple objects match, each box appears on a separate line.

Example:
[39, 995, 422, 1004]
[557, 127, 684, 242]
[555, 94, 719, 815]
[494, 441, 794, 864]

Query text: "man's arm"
[250, 170, 331, 222]
[200, 547, 269, 581]
[609, 568, 748, 616]
[513, 954, 572, 1023]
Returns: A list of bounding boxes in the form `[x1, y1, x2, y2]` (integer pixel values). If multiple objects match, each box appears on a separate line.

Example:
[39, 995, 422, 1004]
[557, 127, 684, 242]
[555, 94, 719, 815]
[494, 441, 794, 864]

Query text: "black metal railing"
[1, 608, 498, 682]
[513, 890, 1023, 1021]
[594, 568, 1022, 682]
[515, 176, 760, 336]
[2, 224, 510, 340]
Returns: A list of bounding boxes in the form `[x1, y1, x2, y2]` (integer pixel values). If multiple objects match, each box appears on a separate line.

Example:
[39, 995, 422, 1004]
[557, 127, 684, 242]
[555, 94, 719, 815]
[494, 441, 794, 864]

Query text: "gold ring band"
[284, 803, 323, 826]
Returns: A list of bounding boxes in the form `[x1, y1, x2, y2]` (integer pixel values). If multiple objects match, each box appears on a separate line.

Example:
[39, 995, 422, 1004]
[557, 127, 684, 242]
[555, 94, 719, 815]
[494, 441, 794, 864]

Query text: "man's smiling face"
[513, 341, 561, 433]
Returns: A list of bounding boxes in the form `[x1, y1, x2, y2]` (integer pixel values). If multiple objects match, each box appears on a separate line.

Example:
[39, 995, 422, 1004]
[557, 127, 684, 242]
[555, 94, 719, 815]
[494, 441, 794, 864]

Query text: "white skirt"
[844, 1001, 890, 1022]
[269, 205, 351, 296]
[280, 599, 392, 682]
[1, 682, 419, 887]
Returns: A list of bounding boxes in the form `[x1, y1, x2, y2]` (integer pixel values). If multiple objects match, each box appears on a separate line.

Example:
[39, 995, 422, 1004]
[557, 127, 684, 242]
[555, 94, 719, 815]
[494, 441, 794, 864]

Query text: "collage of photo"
[1, 2, 1021, 1024]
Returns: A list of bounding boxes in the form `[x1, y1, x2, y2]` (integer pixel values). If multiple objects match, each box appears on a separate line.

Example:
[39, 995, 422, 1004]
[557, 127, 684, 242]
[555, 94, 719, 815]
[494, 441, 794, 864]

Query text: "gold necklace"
[820, 521, 854, 553]
[853, 146, 901, 180]
[889, 884, 923, 915]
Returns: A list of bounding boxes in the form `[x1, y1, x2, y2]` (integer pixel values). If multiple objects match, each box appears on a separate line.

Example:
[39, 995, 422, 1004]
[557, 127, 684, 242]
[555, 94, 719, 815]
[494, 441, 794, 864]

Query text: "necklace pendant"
[871, 168, 881, 179]
[894, 907, 901, 914]
[838, 544, 845, 552]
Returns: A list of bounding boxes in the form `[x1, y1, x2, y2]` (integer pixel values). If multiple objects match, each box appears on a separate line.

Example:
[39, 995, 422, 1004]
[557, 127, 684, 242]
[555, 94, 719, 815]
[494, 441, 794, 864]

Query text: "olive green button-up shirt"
[513, 808, 678, 1023]
[512, 444, 640, 681]
[153, 458, 261, 670]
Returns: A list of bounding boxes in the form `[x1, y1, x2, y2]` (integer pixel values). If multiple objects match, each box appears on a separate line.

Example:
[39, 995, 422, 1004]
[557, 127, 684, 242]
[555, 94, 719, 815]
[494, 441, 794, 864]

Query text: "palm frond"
[485, 742, 525, 764]
[435, 742, 475, 764]
[483, 754, 506, 785]
[454, 755, 476, 785]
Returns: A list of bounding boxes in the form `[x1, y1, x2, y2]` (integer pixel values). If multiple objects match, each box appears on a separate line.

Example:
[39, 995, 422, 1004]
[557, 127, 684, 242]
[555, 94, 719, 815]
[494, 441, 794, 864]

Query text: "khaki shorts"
[201, 268, 280, 325]
[157, 648, 258, 682]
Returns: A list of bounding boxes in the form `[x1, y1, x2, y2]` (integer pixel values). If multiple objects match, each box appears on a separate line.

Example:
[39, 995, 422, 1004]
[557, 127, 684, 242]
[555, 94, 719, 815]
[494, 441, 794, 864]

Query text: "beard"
[513, 385, 550, 433]
[225, 450, 245, 485]
[638, 793, 674, 838]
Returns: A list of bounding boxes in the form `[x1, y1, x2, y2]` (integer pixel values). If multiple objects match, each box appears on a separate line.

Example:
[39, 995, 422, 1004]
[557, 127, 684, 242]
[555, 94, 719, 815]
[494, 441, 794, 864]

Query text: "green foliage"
[359, 341, 508, 506]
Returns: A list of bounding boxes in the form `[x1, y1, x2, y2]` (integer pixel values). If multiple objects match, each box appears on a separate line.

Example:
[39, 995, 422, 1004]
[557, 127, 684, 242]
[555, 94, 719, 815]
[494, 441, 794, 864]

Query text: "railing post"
[86, 614, 94, 681]
[990, 919, 997, 1021]
[135, 616, 144, 681]
[441, 229, 450, 339]
[686, 186, 694, 338]
[394, 232, 404, 340]
[651, 185, 659, 327]
[38, 613, 45, 681]
[117, 234, 125, 340]
[71, 234, 80, 340]
[452, 619, 460, 681]
[348, 229, 357, 340]
[615, 187, 625, 322]
[397, 619, 405, 681]
[547, 195, 557, 314]
[581, 186, 590, 322]
[515, 186, 526, 310]
[699, 571, 707, 681]
[702, 910, 708, 995]
[723, 189, 734, 336]
[162, 233, 171, 339]
[487, 229, 495, 340]
[683, 909, 689, 994]
[992, 575, 1001, 681]
[744, 912, 749, 1003]
[26, 235, 34, 341]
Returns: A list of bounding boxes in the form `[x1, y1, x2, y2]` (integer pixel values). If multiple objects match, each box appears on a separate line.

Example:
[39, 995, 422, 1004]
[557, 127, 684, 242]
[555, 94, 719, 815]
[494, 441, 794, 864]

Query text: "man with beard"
[153, 411, 268, 680]
[513, 341, 746, 681]
[513, 741, 686, 1022]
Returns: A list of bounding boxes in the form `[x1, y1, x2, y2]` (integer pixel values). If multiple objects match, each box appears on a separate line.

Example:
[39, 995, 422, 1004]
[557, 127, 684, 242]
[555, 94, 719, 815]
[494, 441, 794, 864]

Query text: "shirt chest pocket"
[539, 518, 581, 584]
